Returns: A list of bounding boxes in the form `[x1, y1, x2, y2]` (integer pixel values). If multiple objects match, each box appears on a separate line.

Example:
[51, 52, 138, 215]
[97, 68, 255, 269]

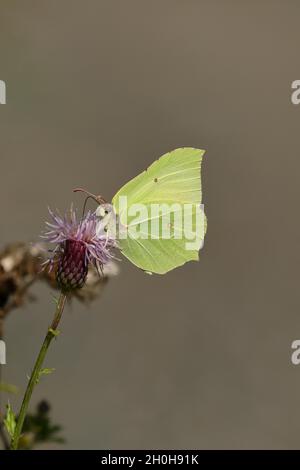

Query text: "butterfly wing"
[112, 147, 206, 274]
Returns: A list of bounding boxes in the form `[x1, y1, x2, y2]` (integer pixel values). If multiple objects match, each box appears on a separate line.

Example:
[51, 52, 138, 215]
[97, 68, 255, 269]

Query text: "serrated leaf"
[4, 403, 16, 438]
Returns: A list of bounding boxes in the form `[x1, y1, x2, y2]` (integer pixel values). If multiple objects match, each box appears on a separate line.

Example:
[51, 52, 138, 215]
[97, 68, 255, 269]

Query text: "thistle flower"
[42, 208, 116, 292]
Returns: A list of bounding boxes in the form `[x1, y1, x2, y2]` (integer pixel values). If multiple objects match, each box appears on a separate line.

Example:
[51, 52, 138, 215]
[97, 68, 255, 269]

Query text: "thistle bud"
[56, 240, 88, 291]
[42, 208, 116, 291]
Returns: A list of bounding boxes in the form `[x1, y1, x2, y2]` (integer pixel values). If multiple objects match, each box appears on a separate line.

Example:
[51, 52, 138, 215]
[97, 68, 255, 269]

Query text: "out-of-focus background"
[1, 0, 300, 449]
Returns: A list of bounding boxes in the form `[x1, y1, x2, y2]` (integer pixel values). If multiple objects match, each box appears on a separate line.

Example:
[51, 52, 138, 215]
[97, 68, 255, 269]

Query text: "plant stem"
[10, 292, 67, 450]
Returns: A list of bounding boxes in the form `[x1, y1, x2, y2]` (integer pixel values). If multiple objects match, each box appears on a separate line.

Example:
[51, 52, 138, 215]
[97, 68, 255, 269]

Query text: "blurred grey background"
[1, 0, 300, 449]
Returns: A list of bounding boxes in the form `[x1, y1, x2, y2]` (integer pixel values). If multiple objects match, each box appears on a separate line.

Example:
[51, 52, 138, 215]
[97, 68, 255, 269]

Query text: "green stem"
[10, 292, 67, 450]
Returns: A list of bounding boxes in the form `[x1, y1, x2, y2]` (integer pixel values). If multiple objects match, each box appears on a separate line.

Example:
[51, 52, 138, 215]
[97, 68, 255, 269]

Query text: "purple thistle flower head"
[42, 207, 116, 292]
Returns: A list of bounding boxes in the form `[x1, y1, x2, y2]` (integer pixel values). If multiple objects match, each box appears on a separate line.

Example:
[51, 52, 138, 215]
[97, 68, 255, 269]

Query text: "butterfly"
[76, 148, 207, 275]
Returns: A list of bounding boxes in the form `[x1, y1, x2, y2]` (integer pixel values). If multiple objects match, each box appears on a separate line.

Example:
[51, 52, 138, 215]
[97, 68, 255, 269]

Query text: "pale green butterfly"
[76, 148, 207, 275]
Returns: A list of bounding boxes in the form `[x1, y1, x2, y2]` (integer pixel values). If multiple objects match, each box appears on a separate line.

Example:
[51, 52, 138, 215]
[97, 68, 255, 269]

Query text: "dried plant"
[0, 241, 119, 333]
[0, 241, 118, 450]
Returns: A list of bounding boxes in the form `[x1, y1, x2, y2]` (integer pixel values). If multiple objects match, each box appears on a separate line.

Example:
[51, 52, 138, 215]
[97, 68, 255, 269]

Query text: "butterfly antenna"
[73, 188, 106, 204]
[81, 195, 93, 218]
[73, 188, 107, 219]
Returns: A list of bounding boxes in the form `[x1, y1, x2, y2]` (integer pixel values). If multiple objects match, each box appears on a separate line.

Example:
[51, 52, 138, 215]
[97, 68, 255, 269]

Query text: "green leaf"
[4, 403, 16, 438]
[112, 148, 207, 274]
[40, 368, 55, 376]
[0, 382, 19, 394]
[36, 368, 55, 384]
[50, 294, 59, 305]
